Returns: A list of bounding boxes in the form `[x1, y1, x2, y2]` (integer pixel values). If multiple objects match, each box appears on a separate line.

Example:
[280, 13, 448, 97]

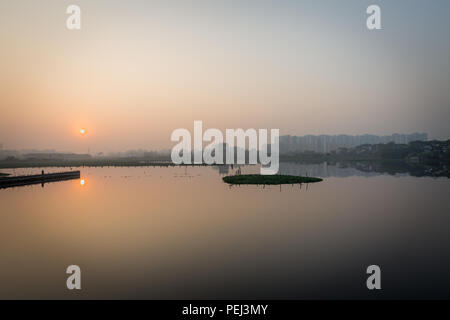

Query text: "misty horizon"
[0, 131, 435, 155]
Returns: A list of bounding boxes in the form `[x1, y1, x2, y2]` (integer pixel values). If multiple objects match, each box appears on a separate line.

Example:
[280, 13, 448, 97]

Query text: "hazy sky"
[1, 0, 449, 152]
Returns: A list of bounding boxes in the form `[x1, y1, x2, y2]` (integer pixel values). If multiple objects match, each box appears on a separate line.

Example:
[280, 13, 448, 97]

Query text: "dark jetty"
[0, 171, 80, 189]
[222, 174, 323, 185]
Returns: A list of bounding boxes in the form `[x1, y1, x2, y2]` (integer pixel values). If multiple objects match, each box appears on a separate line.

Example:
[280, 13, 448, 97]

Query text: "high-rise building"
[280, 133, 428, 154]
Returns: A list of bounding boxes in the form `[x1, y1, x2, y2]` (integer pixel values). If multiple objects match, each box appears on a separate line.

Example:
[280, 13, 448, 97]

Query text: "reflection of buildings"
[279, 162, 382, 178]
[279, 161, 448, 178]
[213, 162, 385, 177]
[213, 162, 381, 177]
[280, 133, 428, 154]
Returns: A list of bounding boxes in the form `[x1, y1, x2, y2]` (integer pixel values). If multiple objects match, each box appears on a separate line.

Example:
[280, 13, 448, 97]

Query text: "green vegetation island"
[222, 174, 323, 185]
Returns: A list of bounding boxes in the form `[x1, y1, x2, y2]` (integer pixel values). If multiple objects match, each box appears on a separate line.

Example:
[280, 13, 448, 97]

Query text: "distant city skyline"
[0, 132, 436, 156]
[280, 132, 428, 153]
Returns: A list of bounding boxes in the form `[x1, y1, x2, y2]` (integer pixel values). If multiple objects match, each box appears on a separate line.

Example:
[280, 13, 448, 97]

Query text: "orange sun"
[80, 129, 86, 135]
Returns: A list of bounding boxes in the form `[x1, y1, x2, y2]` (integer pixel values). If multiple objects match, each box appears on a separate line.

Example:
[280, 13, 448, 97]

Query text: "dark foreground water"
[1, 163, 450, 299]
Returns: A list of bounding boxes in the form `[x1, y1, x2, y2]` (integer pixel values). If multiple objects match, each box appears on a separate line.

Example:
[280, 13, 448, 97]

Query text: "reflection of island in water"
[213, 162, 449, 178]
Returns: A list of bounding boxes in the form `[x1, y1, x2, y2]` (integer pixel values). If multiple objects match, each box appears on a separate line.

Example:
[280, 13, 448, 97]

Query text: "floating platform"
[0, 171, 80, 189]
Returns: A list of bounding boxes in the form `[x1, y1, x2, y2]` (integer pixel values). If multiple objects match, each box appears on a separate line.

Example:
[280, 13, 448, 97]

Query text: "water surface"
[1, 164, 449, 299]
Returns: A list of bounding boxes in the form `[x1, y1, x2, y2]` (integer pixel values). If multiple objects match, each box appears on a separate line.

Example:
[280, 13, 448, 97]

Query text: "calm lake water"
[1, 163, 450, 299]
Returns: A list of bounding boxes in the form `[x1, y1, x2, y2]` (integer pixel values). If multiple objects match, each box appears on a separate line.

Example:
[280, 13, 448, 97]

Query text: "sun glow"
[80, 179, 85, 186]
[80, 129, 86, 135]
